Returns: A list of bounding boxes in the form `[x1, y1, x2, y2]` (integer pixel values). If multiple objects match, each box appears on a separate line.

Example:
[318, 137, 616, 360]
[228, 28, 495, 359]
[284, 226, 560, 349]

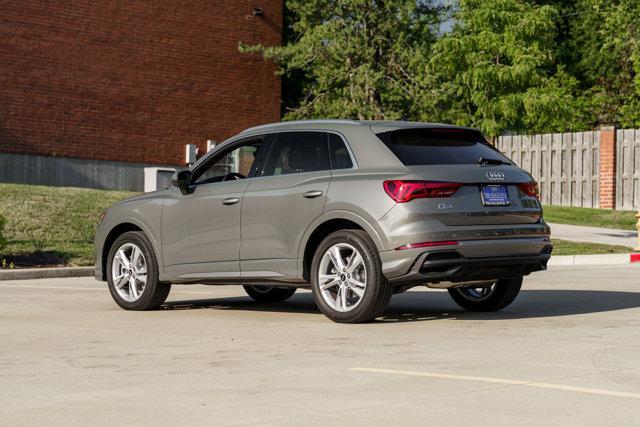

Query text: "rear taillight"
[383, 180, 463, 203]
[518, 181, 540, 199]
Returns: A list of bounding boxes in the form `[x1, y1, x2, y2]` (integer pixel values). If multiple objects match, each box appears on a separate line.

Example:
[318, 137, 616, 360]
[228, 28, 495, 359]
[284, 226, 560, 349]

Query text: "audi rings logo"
[486, 171, 505, 181]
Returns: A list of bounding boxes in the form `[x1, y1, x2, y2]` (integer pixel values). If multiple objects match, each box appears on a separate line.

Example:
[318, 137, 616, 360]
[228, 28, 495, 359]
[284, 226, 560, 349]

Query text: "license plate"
[480, 185, 510, 206]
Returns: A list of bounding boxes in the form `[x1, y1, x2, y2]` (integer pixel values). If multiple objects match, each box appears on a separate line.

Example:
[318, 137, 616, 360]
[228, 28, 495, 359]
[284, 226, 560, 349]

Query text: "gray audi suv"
[95, 120, 552, 323]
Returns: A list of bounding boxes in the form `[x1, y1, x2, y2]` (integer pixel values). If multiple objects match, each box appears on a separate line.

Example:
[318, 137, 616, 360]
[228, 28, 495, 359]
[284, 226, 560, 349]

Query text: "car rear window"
[376, 128, 512, 166]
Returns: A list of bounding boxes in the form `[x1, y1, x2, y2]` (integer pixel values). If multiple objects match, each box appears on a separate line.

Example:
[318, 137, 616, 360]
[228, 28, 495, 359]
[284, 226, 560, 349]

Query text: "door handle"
[222, 197, 240, 205]
[303, 190, 323, 199]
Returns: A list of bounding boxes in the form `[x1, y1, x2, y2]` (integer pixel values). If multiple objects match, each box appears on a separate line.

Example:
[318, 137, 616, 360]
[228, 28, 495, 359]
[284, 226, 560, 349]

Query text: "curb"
[0, 267, 95, 281]
[549, 253, 640, 267]
[0, 254, 637, 279]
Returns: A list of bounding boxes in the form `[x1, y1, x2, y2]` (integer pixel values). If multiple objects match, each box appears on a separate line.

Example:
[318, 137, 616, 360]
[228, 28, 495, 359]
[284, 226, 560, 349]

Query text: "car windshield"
[377, 128, 512, 166]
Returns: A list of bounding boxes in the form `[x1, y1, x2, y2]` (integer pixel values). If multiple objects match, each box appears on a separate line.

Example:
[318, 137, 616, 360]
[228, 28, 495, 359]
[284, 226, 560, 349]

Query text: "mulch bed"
[1, 252, 68, 269]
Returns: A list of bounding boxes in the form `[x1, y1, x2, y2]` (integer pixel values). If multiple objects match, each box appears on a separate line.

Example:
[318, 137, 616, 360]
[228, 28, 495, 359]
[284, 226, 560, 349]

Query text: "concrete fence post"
[636, 212, 640, 252]
[598, 126, 617, 209]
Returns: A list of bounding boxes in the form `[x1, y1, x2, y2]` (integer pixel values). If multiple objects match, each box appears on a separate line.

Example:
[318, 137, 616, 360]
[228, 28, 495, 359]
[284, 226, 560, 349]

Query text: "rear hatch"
[374, 126, 541, 226]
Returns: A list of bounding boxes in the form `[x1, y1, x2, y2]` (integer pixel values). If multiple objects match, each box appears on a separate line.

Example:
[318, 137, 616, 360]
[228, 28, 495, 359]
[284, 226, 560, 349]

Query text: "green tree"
[507, 0, 640, 127]
[242, 0, 637, 135]
[428, 0, 584, 137]
[241, 0, 443, 120]
[595, 0, 640, 127]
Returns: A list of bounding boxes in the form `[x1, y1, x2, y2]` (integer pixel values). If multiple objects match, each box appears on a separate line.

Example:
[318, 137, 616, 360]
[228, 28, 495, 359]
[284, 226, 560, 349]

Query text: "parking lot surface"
[1, 265, 640, 426]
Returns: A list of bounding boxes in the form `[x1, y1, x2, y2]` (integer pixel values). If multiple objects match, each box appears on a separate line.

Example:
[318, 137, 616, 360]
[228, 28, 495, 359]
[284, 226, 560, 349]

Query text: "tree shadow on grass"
[0, 251, 70, 268]
[161, 289, 640, 323]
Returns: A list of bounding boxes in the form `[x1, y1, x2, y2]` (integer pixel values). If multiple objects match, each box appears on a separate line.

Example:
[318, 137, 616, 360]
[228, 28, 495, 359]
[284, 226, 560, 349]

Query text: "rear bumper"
[380, 237, 552, 285]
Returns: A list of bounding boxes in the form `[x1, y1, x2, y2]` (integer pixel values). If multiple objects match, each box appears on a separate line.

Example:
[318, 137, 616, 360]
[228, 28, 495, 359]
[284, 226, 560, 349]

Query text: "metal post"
[185, 144, 198, 166]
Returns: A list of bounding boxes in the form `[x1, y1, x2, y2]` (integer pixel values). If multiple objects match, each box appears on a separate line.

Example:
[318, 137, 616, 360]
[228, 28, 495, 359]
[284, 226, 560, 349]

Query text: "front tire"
[243, 285, 296, 303]
[447, 276, 523, 312]
[107, 231, 171, 310]
[310, 229, 392, 323]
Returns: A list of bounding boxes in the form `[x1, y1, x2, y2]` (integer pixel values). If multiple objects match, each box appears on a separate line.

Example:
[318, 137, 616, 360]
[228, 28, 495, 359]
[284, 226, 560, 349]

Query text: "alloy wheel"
[456, 283, 497, 302]
[248, 285, 272, 294]
[317, 243, 367, 312]
[111, 243, 147, 302]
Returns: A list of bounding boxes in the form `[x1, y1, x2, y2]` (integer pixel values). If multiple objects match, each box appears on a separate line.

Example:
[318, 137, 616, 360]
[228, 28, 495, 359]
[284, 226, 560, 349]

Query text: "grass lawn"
[0, 183, 136, 267]
[543, 205, 638, 230]
[551, 239, 632, 256]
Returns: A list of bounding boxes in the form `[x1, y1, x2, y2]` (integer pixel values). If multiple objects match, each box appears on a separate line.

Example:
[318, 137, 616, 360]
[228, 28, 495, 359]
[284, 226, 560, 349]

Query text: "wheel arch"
[298, 211, 385, 282]
[99, 219, 158, 281]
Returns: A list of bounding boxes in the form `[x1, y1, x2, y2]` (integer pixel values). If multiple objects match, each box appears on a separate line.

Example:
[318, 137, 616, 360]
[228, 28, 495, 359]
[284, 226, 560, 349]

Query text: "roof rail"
[240, 119, 362, 134]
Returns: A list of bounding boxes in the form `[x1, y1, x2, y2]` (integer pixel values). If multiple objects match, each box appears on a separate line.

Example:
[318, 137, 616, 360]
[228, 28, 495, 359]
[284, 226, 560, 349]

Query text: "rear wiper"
[477, 157, 510, 165]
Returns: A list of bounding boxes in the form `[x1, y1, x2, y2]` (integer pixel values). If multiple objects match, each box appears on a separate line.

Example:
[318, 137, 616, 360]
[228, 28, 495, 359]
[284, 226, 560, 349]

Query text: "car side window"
[328, 133, 353, 169]
[192, 139, 263, 186]
[261, 132, 330, 176]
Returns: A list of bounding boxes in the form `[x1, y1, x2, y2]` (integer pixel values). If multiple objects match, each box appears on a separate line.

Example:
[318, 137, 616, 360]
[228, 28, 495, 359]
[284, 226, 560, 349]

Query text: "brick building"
[0, 1, 282, 190]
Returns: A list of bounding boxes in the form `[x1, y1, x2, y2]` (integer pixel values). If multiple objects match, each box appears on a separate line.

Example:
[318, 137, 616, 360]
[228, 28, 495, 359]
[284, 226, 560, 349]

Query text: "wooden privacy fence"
[616, 129, 640, 210]
[495, 131, 600, 208]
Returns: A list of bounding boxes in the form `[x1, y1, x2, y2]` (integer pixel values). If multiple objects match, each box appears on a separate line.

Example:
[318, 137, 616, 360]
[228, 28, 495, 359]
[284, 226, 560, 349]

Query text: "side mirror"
[171, 170, 192, 195]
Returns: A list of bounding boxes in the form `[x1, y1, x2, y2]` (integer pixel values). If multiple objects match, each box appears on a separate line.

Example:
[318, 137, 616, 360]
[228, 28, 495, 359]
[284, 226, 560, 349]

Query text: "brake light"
[383, 180, 463, 203]
[395, 240, 459, 250]
[518, 181, 540, 199]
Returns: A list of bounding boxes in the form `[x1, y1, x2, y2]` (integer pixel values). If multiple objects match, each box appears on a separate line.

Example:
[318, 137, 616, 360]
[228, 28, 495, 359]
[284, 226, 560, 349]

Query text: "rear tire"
[310, 229, 392, 323]
[107, 231, 171, 310]
[243, 285, 296, 303]
[447, 276, 523, 312]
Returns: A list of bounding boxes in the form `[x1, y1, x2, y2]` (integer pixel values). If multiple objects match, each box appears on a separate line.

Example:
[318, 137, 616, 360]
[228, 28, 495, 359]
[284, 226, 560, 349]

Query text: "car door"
[162, 136, 270, 281]
[240, 131, 331, 278]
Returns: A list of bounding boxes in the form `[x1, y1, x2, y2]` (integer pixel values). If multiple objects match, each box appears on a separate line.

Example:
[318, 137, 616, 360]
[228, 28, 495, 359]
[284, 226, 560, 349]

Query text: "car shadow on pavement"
[381, 289, 640, 323]
[162, 295, 321, 315]
[162, 289, 640, 323]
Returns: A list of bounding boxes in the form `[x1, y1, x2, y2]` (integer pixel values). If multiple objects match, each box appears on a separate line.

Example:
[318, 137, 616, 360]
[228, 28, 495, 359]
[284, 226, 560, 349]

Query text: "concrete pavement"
[548, 222, 638, 248]
[1, 265, 640, 426]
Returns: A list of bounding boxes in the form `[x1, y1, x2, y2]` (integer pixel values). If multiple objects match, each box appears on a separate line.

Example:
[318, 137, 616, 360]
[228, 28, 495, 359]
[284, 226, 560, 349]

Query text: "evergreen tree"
[241, 0, 443, 120]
